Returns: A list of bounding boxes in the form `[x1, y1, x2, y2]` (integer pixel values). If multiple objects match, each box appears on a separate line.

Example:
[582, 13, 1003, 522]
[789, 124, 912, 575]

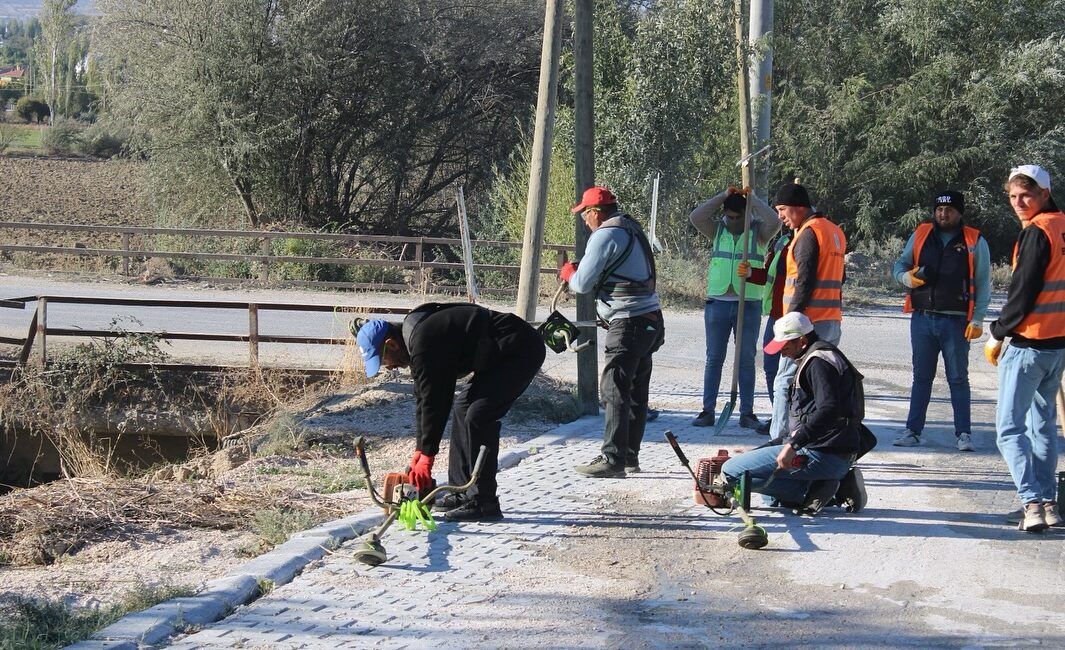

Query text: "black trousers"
[448, 324, 546, 505]
[600, 311, 665, 466]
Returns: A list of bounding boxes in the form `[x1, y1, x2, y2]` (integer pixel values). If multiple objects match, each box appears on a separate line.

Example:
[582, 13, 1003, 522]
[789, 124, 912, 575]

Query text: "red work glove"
[407, 451, 435, 493]
[559, 261, 578, 283]
[727, 185, 751, 197]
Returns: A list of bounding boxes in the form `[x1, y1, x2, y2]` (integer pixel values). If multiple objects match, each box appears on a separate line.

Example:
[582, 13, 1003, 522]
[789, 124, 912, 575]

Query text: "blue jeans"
[769, 319, 842, 440]
[702, 299, 762, 415]
[995, 345, 1065, 504]
[766, 317, 839, 436]
[721, 444, 854, 505]
[907, 311, 971, 435]
[763, 316, 779, 403]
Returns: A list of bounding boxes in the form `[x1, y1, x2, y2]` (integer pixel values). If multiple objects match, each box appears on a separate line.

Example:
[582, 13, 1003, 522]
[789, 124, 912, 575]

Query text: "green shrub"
[77, 123, 129, 159]
[41, 118, 84, 155]
[248, 508, 319, 546]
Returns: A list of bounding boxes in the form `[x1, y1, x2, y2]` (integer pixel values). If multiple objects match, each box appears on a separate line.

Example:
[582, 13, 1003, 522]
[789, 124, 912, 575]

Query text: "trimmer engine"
[694, 449, 733, 507]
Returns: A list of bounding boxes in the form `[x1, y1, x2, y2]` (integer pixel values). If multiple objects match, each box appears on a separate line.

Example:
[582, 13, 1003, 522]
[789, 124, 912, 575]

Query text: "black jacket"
[992, 216, 1065, 349]
[787, 339, 863, 454]
[404, 303, 535, 455]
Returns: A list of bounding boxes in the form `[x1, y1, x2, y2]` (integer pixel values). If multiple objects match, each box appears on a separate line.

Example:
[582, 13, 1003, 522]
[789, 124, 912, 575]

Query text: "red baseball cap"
[571, 186, 618, 214]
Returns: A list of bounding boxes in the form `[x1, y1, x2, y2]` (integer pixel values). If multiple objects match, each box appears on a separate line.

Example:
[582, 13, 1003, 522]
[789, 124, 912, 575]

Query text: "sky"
[0, 1, 94, 20]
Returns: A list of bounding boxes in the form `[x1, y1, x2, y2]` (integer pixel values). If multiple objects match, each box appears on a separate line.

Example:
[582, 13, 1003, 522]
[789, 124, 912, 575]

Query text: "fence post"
[37, 297, 47, 368]
[121, 232, 131, 276]
[248, 303, 259, 368]
[415, 238, 425, 290]
[260, 239, 271, 282]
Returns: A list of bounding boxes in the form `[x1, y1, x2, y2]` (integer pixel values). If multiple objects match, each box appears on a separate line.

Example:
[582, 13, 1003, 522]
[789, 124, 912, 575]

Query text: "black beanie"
[775, 182, 811, 208]
[723, 193, 747, 214]
[934, 190, 964, 214]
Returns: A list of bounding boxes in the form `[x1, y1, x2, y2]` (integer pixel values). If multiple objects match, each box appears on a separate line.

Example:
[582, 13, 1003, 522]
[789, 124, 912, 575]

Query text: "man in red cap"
[560, 186, 664, 478]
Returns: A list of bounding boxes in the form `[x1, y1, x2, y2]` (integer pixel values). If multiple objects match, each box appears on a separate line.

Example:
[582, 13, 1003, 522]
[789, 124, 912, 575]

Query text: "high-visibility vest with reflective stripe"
[903, 223, 981, 320]
[784, 215, 846, 322]
[706, 225, 766, 300]
[1012, 211, 1065, 340]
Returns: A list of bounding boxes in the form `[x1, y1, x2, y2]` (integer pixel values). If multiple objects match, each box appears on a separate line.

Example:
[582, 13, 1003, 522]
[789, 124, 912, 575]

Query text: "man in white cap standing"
[720, 311, 868, 515]
[984, 164, 1065, 533]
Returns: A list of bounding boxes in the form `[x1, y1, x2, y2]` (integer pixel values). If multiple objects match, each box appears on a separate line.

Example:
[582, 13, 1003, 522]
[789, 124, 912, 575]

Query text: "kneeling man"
[721, 312, 868, 514]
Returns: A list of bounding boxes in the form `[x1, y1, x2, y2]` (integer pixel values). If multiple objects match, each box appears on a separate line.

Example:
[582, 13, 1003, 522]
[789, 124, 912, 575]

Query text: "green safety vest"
[706, 225, 766, 300]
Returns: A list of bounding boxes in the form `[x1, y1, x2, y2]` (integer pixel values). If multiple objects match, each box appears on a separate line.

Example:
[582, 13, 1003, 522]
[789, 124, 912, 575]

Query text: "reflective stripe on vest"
[706, 225, 766, 299]
[783, 216, 847, 321]
[903, 223, 980, 320]
[1012, 212, 1065, 339]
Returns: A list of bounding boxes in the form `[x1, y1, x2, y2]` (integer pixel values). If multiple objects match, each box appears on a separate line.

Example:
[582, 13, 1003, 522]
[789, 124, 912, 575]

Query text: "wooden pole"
[37, 297, 47, 368]
[573, 0, 598, 415]
[248, 303, 259, 368]
[516, 0, 563, 321]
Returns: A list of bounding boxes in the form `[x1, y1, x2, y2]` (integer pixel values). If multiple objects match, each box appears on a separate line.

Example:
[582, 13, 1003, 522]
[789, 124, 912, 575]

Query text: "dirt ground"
[0, 374, 567, 614]
[0, 156, 142, 227]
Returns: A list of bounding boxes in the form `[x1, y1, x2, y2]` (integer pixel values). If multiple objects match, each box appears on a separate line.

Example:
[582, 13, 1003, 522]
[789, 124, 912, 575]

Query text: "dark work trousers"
[448, 326, 546, 506]
[600, 311, 665, 466]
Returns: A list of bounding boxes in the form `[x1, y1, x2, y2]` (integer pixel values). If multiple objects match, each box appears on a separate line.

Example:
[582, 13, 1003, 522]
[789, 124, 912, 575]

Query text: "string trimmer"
[350, 437, 487, 566]
[538, 283, 593, 354]
[664, 430, 774, 549]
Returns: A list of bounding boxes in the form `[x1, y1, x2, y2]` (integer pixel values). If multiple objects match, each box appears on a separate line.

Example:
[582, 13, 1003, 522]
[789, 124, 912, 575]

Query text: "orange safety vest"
[903, 223, 981, 320]
[1011, 211, 1065, 340]
[784, 215, 846, 322]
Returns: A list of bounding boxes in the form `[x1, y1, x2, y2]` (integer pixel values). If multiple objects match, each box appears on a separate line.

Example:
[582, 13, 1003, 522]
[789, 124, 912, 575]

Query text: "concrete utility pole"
[749, 0, 774, 198]
[573, 0, 598, 415]
[734, 0, 752, 190]
[516, 0, 564, 321]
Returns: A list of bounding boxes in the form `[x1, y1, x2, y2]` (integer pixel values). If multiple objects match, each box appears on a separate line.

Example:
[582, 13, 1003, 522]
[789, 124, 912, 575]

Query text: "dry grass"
[0, 476, 343, 567]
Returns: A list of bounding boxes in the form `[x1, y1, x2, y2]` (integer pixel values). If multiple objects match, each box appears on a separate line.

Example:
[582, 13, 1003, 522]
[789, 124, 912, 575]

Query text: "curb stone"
[78, 414, 599, 649]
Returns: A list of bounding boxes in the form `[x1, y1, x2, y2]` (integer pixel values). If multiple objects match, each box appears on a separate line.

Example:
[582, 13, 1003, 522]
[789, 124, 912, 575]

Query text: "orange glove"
[727, 186, 751, 197]
[559, 261, 578, 283]
[737, 261, 752, 279]
[984, 338, 1003, 366]
[407, 451, 435, 493]
[964, 322, 983, 341]
[901, 269, 926, 289]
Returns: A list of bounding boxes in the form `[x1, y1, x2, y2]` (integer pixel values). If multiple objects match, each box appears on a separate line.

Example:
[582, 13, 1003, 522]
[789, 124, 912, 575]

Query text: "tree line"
[7, 0, 1064, 263]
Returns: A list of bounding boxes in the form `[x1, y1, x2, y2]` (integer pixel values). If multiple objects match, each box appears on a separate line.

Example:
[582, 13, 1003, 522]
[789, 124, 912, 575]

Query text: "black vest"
[910, 227, 972, 315]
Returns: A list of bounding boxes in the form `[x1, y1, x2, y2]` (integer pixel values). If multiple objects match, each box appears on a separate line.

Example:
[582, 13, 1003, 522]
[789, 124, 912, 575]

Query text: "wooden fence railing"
[1, 294, 413, 371]
[0, 222, 576, 295]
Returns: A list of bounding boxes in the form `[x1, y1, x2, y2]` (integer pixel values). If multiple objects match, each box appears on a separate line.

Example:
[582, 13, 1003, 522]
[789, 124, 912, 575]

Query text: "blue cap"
[355, 319, 391, 377]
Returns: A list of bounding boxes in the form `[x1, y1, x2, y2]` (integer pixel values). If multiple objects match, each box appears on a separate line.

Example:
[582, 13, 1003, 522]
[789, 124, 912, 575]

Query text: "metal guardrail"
[0, 221, 576, 295]
[1, 295, 414, 370]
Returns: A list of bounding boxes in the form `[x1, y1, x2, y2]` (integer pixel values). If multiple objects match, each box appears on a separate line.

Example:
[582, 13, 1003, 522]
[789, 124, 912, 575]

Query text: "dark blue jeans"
[907, 311, 971, 436]
[600, 312, 665, 466]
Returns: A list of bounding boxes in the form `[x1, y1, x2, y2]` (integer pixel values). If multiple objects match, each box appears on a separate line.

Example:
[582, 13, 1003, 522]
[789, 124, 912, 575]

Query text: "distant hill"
[0, 1, 94, 20]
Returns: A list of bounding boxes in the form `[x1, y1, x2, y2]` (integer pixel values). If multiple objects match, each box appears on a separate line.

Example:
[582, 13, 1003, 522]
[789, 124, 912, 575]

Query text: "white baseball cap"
[764, 312, 814, 354]
[1008, 164, 1051, 190]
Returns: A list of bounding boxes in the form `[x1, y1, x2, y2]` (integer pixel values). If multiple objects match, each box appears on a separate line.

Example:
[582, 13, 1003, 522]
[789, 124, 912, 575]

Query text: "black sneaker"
[574, 454, 626, 478]
[441, 500, 504, 522]
[692, 410, 715, 427]
[739, 413, 770, 434]
[431, 492, 467, 513]
[835, 468, 867, 513]
[800, 479, 841, 515]
[625, 458, 641, 473]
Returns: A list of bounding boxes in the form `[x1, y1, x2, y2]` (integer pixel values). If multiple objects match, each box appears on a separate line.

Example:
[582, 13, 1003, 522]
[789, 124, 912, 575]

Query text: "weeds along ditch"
[0, 328, 326, 490]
